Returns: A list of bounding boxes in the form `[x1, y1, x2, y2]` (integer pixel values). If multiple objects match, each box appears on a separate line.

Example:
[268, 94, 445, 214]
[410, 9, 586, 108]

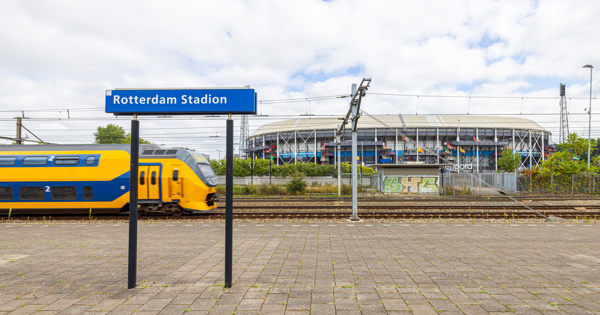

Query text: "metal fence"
[517, 173, 600, 194]
[440, 172, 600, 195]
[440, 173, 517, 195]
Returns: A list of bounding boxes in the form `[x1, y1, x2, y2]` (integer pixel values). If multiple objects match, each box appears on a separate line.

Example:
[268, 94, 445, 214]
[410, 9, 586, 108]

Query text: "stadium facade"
[245, 115, 554, 172]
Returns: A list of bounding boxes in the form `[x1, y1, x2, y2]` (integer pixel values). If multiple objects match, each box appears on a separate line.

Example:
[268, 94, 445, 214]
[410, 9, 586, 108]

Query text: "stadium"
[244, 115, 555, 172]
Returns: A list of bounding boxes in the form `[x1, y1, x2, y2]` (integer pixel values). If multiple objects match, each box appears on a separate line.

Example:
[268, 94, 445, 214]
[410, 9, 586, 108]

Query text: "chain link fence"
[440, 172, 600, 195]
[517, 173, 600, 194]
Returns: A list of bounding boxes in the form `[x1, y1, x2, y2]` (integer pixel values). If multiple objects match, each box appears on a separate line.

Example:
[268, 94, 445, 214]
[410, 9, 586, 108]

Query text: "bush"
[286, 176, 307, 195]
[256, 183, 284, 195]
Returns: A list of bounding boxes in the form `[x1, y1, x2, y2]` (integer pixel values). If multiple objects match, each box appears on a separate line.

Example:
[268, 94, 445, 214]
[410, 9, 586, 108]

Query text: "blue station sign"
[105, 88, 257, 115]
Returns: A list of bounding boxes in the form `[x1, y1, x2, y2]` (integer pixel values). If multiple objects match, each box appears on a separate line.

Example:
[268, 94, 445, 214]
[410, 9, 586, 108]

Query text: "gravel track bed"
[230, 199, 600, 207]
[2, 218, 597, 225]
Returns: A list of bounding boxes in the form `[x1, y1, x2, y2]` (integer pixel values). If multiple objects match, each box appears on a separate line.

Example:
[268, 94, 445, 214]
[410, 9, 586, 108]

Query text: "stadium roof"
[252, 115, 549, 136]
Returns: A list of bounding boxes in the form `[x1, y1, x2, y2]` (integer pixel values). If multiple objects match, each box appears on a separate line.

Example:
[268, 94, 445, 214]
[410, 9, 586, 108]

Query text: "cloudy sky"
[1, 0, 598, 157]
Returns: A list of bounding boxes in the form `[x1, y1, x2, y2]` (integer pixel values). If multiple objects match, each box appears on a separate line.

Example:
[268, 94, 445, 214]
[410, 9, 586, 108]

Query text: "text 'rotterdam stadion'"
[245, 115, 554, 172]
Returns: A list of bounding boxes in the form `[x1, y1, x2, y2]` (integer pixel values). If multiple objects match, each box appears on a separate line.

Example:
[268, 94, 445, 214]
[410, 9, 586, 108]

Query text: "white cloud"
[1, 0, 599, 152]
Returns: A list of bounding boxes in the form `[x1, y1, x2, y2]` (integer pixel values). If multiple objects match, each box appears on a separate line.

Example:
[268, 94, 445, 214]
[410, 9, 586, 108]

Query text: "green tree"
[94, 124, 151, 144]
[536, 133, 600, 175]
[497, 148, 521, 172]
[560, 133, 596, 161]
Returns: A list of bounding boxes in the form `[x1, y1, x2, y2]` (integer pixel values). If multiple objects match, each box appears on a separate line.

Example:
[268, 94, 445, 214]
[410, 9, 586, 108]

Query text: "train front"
[178, 151, 219, 212]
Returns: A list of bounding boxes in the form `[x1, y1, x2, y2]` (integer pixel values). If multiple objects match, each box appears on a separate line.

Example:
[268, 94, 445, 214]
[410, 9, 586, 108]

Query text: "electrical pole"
[335, 78, 371, 221]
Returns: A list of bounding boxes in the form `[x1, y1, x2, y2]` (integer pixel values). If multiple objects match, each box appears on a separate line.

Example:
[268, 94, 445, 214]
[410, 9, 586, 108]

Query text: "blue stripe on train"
[0, 172, 130, 202]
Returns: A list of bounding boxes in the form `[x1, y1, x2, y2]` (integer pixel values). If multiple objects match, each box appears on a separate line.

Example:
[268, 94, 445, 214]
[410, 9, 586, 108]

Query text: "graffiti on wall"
[383, 176, 439, 194]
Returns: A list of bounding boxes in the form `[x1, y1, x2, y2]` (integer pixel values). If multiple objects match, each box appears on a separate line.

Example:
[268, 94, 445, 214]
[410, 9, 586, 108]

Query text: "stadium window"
[173, 170, 179, 181]
[20, 187, 45, 200]
[0, 187, 13, 200]
[0, 156, 16, 166]
[22, 156, 48, 165]
[51, 186, 77, 200]
[85, 156, 96, 165]
[54, 156, 79, 165]
[83, 186, 93, 200]
[151, 171, 157, 185]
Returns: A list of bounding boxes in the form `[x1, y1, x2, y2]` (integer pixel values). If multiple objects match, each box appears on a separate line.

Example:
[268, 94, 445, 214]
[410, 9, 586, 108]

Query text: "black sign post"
[105, 88, 256, 290]
[128, 116, 139, 289]
[225, 115, 234, 288]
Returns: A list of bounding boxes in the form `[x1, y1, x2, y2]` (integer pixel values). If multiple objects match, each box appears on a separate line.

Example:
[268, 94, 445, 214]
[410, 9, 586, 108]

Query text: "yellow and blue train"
[0, 144, 219, 215]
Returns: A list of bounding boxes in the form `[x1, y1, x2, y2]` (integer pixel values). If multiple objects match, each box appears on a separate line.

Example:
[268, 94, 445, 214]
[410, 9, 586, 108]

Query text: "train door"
[138, 166, 149, 199]
[170, 166, 182, 200]
[139, 165, 161, 200]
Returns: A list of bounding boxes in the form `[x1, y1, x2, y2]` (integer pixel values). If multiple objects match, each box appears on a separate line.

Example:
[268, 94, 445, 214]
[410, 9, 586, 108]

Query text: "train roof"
[0, 144, 210, 163]
[0, 144, 162, 152]
[251, 115, 549, 136]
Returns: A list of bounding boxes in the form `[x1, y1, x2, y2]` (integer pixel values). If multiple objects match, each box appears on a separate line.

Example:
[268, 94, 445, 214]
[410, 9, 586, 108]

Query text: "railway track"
[230, 196, 600, 203]
[3, 197, 599, 221]
[207, 211, 600, 220]
[4, 205, 599, 221]
[215, 204, 600, 211]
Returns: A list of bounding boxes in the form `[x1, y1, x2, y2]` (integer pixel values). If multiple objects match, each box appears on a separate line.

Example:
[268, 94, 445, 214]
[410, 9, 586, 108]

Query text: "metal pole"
[457, 119, 461, 173]
[352, 126, 358, 219]
[127, 115, 139, 289]
[269, 158, 272, 185]
[395, 128, 398, 164]
[351, 84, 358, 220]
[225, 115, 234, 288]
[16, 117, 22, 145]
[337, 127, 342, 201]
[584, 65, 593, 169]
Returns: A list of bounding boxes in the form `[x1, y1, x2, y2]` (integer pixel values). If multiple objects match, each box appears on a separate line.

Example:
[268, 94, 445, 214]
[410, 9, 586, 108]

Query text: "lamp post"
[217, 149, 222, 160]
[583, 64, 593, 169]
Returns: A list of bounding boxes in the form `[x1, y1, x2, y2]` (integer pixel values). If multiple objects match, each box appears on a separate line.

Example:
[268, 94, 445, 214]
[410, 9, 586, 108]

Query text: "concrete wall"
[216, 176, 375, 186]
[381, 176, 440, 194]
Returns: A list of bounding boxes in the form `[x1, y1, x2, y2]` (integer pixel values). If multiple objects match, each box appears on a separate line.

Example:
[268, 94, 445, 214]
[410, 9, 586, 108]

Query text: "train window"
[140, 171, 146, 185]
[20, 187, 45, 200]
[83, 186, 93, 200]
[151, 171, 157, 185]
[22, 156, 48, 165]
[51, 186, 77, 200]
[154, 150, 166, 155]
[85, 156, 96, 165]
[166, 150, 177, 154]
[173, 170, 179, 181]
[142, 150, 154, 155]
[54, 156, 79, 165]
[0, 156, 16, 166]
[0, 187, 13, 200]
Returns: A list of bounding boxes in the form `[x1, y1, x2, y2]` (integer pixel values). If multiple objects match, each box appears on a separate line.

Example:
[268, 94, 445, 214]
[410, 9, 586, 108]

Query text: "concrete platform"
[1, 219, 599, 314]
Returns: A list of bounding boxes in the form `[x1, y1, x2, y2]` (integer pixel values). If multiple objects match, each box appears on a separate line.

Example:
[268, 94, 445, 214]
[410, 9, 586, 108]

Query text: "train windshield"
[197, 163, 218, 186]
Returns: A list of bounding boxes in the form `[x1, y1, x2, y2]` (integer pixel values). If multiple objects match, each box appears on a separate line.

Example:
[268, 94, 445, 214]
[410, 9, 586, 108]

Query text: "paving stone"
[1, 221, 600, 314]
[137, 298, 171, 311]
[259, 304, 287, 314]
[286, 298, 311, 310]
[308, 303, 334, 314]
[236, 298, 264, 311]
[87, 299, 126, 312]
[190, 298, 218, 311]
[106, 304, 140, 314]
